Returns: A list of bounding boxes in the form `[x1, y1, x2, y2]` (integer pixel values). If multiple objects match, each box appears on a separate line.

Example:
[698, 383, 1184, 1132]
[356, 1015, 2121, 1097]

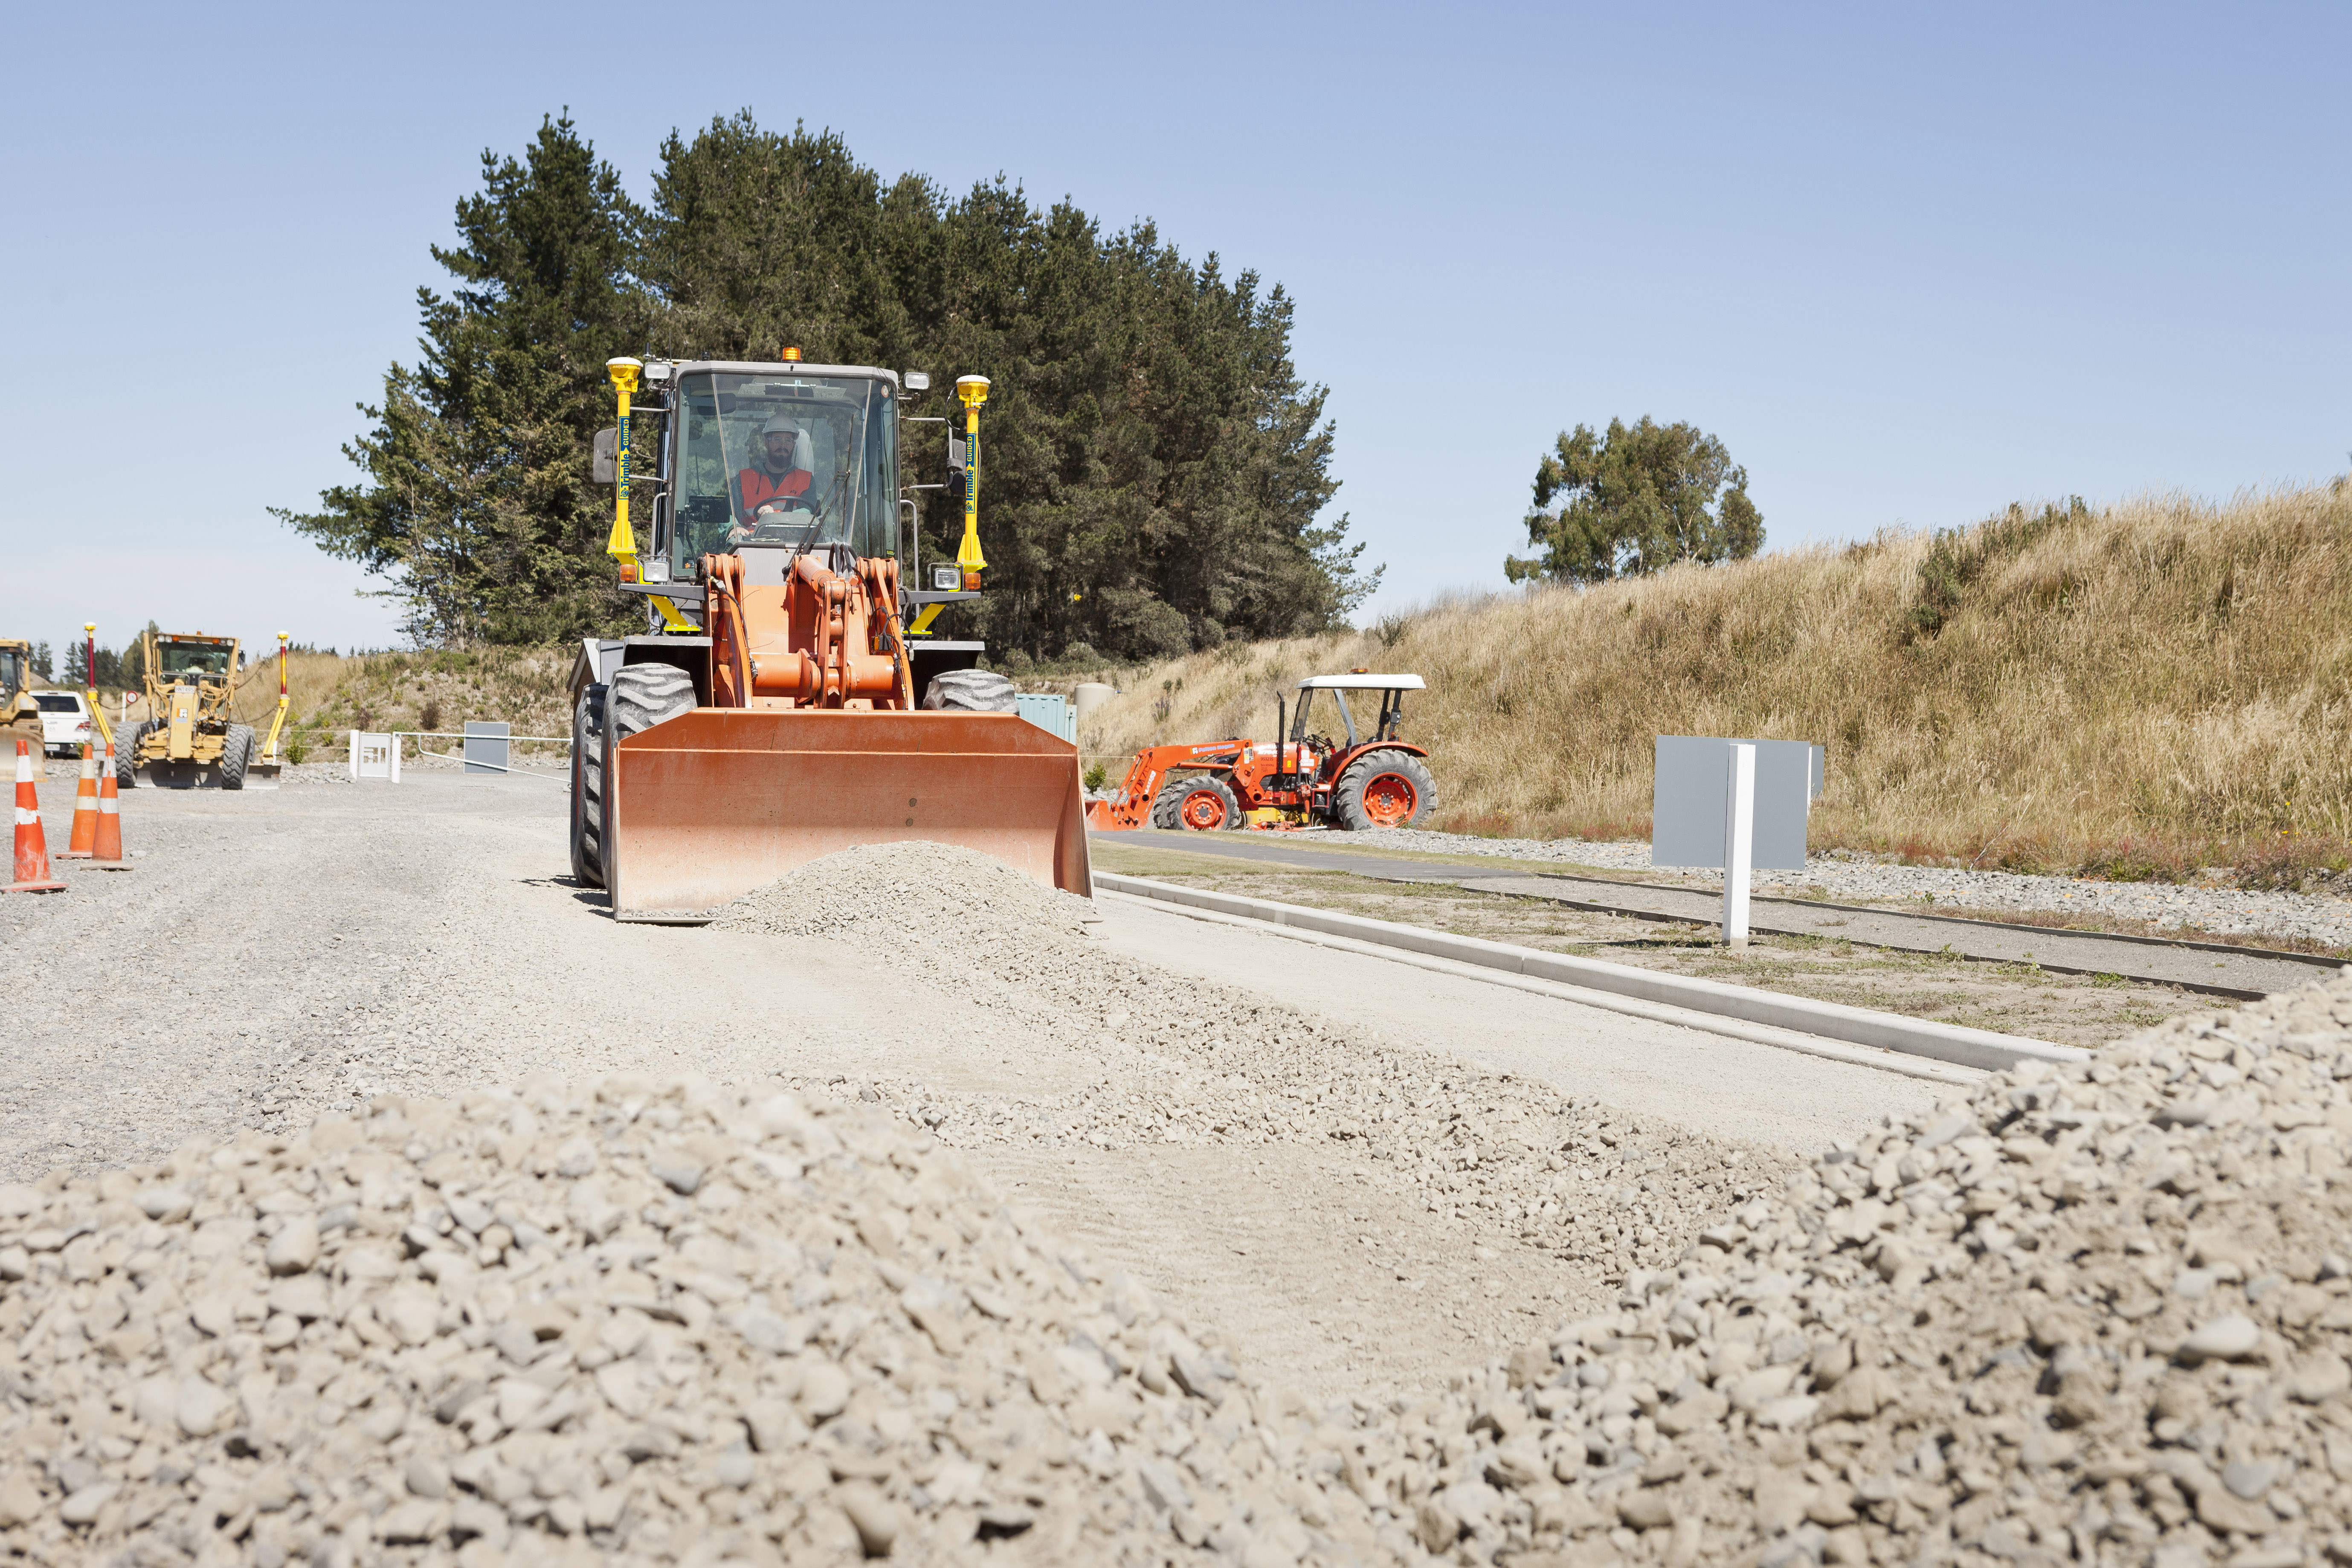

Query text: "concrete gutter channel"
[1093, 871, 2087, 1084]
[1092, 829, 2341, 1002]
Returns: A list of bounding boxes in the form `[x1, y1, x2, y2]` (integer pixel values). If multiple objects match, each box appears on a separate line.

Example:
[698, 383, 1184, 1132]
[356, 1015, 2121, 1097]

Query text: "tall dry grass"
[220, 646, 576, 759]
[1072, 485, 2352, 881]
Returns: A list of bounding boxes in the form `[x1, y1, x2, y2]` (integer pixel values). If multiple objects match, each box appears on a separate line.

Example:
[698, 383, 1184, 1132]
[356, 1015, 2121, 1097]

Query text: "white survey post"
[1722, 742, 1755, 948]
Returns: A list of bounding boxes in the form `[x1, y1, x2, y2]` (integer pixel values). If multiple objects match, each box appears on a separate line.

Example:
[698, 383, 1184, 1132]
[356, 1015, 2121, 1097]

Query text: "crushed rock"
[713, 843, 1790, 1281]
[1245, 968, 2352, 1567]
[0, 1076, 1395, 1565]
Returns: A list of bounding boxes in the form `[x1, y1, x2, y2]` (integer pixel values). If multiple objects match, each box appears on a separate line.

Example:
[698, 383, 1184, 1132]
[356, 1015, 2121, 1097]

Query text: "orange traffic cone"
[91, 743, 129, 870]
[62, 747, 98, 857]
[6, 739, 65, 893]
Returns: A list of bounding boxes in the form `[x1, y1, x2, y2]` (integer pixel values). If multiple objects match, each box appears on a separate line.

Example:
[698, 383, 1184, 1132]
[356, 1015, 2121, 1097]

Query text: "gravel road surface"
[6, 775, 1949, 1409]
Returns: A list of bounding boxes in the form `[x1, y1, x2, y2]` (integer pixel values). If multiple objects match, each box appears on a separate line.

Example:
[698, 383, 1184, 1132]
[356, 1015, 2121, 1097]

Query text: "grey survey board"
[463, 722, 511, 775]
[1651, 736, 1824, 871]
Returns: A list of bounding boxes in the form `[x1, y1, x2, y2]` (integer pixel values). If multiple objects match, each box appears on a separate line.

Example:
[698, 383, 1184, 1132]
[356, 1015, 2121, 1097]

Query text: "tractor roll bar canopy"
[1295, 674, 1424, 690]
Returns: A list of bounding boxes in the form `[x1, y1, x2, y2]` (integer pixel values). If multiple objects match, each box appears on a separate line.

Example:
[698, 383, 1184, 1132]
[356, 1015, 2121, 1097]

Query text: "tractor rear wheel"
[1173, 776, 1243, 832]
[571, 682, 608, 888]
[1332, 750, 1436, 830]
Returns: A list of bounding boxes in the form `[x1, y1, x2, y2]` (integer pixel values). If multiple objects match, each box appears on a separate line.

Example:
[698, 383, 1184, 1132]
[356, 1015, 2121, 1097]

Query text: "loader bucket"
[606, 709, 1092, 922]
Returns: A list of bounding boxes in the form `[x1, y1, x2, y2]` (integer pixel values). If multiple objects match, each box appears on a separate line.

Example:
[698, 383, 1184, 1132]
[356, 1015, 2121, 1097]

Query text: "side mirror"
[902, 371, 931, 394]
[592, 428, 618, 484]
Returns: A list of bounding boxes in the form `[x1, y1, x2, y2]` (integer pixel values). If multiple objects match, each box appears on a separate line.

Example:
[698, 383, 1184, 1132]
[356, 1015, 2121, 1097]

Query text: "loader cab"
[655, 365, 901, 582]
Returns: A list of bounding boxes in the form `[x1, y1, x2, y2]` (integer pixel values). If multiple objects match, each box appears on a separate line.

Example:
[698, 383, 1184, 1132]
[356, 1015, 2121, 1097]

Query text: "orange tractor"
[569, 358, 1090, 919]
[1086, 673, 1437, 832]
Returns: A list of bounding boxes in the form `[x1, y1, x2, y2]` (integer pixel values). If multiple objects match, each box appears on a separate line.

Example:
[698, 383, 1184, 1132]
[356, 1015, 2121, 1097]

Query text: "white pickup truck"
[34, 691, 93, 757]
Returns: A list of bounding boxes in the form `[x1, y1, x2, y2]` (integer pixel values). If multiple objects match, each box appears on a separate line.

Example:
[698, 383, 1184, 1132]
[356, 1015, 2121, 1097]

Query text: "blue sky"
[6, 2, 2346, 656]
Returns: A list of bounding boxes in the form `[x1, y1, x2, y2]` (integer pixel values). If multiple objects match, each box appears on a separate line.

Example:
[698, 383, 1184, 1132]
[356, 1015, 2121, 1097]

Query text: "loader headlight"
[931, 566, 960, 591]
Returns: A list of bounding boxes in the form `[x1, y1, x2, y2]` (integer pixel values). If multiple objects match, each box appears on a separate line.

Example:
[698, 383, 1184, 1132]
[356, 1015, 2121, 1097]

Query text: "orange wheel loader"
[568, 357, 1090, 921]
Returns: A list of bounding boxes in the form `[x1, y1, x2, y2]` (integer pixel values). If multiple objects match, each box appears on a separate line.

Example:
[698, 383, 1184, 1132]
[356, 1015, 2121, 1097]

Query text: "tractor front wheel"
[1174, 777, 1243, 831]
[1333, 750, 1437, 830]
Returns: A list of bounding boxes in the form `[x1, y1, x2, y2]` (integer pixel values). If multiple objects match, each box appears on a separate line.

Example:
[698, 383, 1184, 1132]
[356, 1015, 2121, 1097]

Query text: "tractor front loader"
[1087, 673, 1438, 833]
[569, 357, 1090, 920]
[118, 632, 260, 790]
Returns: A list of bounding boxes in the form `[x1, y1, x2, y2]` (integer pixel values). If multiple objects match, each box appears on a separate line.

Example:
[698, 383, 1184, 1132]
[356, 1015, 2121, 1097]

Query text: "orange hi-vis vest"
[735, 465, 811, 520]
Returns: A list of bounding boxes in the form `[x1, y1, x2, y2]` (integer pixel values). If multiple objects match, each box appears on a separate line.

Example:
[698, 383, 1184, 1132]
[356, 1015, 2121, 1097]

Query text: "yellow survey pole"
[83, 623, 113, 748]
[954, 375, 989, 583]
[262, 632, 290, 762]
[604, 358, 643, 576]
[603, 356, 696, 632]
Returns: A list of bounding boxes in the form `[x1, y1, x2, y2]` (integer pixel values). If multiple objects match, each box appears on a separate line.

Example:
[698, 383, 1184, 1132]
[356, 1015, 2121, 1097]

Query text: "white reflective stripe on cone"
[98, 797, 117, 814]
[15, 808, 38, 825]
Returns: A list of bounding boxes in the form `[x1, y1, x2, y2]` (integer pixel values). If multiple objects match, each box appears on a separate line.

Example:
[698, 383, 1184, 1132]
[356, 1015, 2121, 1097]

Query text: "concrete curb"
[1097, 889, 1983, 1085]
[1092, 872, 2088, 1074]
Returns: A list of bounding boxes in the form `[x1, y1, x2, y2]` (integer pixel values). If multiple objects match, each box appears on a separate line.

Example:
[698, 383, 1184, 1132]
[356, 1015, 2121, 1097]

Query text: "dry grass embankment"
[1070, 485, 2352, 884]
[226, 646, 574, 762]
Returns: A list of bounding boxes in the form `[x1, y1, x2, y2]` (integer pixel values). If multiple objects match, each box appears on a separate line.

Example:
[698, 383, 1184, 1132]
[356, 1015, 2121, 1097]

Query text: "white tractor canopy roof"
[1296, 673, 1425, 690]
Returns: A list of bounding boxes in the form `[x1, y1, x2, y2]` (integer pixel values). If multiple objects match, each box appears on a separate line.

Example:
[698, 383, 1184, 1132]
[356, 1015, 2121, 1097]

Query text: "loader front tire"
[599, 664, 698, 903]
[1333, 749, 1437, 831]
[116, 723, 149, 788]
[220, 725, 256, 791]
[571, 683, 608, 888]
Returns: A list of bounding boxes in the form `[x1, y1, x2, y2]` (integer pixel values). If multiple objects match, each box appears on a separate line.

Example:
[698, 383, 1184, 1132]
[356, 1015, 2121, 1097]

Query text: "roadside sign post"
[1723, 742, 1755, 949]
[1653, 735, 1820, 947]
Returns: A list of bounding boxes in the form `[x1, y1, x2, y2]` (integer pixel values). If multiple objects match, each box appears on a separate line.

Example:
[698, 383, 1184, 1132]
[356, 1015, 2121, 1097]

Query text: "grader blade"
[606, 709, 1091, 921]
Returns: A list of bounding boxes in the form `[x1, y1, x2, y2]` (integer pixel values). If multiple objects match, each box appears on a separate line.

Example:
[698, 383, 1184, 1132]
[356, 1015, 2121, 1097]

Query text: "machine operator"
[729, 415, 814, 542]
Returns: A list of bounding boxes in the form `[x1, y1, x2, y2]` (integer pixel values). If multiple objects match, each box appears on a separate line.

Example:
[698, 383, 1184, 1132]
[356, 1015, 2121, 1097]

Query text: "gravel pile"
[1259, 968, 2352, 1568]
[714, 844, 1789, 1284]
[0, 1075, 1404, 1566]
[1349, 829, 2352, 949]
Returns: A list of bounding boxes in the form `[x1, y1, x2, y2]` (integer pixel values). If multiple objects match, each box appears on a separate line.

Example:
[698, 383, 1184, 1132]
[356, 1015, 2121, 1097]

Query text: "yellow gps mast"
[604, 358, 644, 579]
[954, 375, 990, 586]
[83, 622, 112, 748]
[262, 632, 290, 764]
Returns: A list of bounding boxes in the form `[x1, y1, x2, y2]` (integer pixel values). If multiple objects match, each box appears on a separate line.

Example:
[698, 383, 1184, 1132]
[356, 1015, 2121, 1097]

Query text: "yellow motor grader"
[118, 631, 260, 789]
[0, 641, 42, 759]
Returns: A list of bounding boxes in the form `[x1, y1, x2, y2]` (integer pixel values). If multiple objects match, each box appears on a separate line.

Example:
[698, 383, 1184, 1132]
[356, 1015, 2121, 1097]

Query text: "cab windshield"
[158, 643, 232, 678]
[670, 371, 897, 575]
[0, 650, 21, 705]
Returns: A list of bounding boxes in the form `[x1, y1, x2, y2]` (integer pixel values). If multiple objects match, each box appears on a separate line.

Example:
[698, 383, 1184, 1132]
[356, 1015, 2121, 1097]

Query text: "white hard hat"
[759, 414, 800, 439]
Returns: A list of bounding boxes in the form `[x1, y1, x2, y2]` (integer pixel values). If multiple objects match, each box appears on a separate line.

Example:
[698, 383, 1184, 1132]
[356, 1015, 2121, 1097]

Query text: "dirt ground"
[6, 774, 1952, 1409]
[1088, 841, 2203, 1047]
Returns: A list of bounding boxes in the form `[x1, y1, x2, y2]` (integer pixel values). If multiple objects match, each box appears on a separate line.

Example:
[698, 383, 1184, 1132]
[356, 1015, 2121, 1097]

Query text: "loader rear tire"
[116, 723, 149, 788]
[600, 664, 697, 904]
[921, 669, 1018, 712]
[220, 725, 256, 791]
[571, 683, 607, 888]
[1333, 749, 1436, 831]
